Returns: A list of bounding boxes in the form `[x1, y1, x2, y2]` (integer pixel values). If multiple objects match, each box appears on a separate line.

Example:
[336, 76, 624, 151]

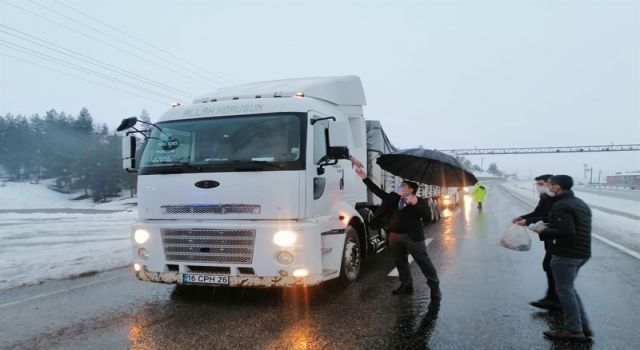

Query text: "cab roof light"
[171, 102, 181, 108]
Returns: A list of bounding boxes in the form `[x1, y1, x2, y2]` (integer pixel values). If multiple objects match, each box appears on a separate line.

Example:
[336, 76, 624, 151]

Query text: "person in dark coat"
[512, 174, 561, 310]
[353, 165, 441, 298]
[531, 175, 593, 342]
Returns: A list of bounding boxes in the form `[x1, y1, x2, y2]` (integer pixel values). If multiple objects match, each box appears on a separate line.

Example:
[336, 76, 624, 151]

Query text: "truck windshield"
[139, 113, 306, 175]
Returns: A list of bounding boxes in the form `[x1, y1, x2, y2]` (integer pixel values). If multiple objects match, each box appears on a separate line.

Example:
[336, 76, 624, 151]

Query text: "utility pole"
[481, 157, 485, 171]
[583, 164, 589, 183]
[597, 170, 601, 185]
[589, 167, 593, 185]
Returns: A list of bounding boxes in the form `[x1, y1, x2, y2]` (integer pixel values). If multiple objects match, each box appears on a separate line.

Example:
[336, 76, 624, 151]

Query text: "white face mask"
[535, 185, 546, 194]
[545, 188, 556, 197]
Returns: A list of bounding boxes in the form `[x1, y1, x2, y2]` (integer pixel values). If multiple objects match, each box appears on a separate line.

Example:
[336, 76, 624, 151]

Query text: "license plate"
[182, 273, 229, 285]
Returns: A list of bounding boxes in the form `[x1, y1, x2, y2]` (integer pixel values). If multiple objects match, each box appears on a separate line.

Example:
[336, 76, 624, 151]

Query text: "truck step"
[322, 269, 338, 277]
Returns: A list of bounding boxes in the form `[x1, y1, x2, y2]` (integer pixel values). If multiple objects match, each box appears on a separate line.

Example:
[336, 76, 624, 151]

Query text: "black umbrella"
[376, 148, 478, 187]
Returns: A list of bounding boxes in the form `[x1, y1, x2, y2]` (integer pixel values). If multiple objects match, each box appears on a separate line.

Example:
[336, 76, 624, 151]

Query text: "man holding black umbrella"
[353, 163, 441, 298]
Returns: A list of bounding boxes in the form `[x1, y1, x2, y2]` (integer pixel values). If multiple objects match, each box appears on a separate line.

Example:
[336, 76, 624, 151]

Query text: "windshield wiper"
[153, 161, 204, 174]
[229, 160, 285, 171]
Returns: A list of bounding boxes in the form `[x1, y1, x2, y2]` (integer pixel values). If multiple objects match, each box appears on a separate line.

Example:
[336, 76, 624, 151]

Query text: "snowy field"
[501, 181, 640, 256]
[0, 181, 137, 290]
[0, 210, 136, 290]
[0, 180, 136, 211]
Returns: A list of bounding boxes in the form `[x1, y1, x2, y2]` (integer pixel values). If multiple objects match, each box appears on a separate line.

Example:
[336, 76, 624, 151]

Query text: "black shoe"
[530, 298, 562, 310]
[392, 284, 413, 295]
[543, 330, 588, 342]
[583, 326, 594, 337]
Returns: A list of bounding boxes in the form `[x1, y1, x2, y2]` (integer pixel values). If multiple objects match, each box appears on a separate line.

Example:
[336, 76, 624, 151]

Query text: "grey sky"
[1, 0, 638, 180]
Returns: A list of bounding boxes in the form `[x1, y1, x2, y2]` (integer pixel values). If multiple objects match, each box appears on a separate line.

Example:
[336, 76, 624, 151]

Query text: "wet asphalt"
[1, 184, 639, 349]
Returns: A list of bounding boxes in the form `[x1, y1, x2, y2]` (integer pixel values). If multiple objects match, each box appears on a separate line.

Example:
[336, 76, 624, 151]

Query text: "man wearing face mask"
[531, 175, 593, 342]
[353, 164, 441, 298]
[511, 174, 561, 310]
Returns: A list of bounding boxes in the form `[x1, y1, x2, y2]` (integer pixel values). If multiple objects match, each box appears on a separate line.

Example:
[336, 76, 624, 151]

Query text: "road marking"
[387, 238, 434, 277]
[592, 234, 640, 260]
[0, 275, 122, 310]
[500, 184, 640, 261]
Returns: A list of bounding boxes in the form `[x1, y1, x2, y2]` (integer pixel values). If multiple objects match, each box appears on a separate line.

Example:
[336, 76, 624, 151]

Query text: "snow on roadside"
[508, 181, 639, 217]
[0, 210, 136, 291]
[0, 180, 136, 210]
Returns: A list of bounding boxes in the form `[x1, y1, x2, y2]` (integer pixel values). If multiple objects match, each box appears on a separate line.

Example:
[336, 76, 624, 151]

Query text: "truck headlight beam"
[273, 230, 296, 247]
[134, 229, 150, 244]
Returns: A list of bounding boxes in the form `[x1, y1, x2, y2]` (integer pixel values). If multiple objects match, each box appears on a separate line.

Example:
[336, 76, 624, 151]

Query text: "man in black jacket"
[531, 175, 593, 342]
[512, 174, 561, 310]
[354, 166, 441, 298]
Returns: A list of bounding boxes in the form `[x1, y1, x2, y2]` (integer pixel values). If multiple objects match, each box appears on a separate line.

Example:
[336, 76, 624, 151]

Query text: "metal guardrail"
[441, 144, 640, 155]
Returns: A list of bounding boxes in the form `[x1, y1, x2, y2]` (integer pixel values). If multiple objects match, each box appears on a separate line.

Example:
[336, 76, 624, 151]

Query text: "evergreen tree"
[488, 162, 502, 176]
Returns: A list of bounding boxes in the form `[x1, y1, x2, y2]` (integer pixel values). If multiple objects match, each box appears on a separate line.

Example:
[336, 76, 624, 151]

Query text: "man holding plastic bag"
[500, 224, 532, 251]
[512, 174, 561, 310]
[531, 175, 593, 342]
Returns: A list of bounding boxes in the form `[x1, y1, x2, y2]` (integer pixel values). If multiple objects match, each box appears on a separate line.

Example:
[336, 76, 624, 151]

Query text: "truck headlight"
[134, 229, 150, 244]
[273, 230, 296, 247]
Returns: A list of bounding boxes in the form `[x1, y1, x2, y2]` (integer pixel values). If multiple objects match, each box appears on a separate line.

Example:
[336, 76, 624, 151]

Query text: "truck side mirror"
[327, 146, 349, 160]
[122, 135, 137, 172]
[117, 117, 138, 132]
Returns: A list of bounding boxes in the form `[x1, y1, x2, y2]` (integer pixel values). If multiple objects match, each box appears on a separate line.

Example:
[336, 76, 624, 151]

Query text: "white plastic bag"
[500, 224, 532, 251]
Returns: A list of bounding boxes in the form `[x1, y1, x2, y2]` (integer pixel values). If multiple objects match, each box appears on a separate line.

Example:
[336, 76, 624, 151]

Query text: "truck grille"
[161, 205, 261, 215]
[161, 228, 255, 264]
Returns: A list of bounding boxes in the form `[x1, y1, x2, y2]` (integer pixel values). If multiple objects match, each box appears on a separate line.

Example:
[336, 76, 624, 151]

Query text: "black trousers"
[542, 248, 558, 301]
[389, 232, 440, 287]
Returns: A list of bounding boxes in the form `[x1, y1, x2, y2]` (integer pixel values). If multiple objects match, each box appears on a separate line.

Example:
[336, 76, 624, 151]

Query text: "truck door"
[309, 113, 345, 218]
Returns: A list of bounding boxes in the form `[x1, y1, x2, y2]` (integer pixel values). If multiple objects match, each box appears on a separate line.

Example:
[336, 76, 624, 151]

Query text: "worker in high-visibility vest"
[471, 183, 487, 210]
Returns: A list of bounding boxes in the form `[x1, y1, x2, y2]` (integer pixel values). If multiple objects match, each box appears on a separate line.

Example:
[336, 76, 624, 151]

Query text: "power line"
[52, 0, 235, 85]
[0, 24, 195, 99]
[0, 52, 167, 105]
[0, 39, 179, 101]
[1, 0, 218, 89]
[27, 0, 228, 87]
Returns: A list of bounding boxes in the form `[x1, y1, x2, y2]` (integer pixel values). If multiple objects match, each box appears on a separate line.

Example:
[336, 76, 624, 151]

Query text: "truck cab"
[121, 76, 389, 287]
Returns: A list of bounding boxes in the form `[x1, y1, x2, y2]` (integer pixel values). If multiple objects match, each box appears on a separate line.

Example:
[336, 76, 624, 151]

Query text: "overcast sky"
[1, 0, 638, 180]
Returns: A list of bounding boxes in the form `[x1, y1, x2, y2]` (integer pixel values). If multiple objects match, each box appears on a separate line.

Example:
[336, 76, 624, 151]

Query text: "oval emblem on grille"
[195, 180, 220, 189]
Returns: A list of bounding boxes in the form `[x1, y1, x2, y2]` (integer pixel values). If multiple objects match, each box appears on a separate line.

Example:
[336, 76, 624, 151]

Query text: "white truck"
[118, 76, 439, 288]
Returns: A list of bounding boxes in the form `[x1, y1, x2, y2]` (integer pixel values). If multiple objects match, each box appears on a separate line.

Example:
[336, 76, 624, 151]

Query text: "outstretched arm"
[355, 167, 389, 200]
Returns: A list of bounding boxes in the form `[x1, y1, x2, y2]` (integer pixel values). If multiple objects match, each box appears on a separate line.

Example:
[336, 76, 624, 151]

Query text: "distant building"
[606, 173, 640, 188]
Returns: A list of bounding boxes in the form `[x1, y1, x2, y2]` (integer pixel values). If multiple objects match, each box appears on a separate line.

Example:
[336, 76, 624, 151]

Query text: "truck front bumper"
[135, 269, 323, 287]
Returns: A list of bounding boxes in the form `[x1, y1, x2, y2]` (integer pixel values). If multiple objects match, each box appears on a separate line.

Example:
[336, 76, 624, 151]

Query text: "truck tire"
[338, 225, 361, 287]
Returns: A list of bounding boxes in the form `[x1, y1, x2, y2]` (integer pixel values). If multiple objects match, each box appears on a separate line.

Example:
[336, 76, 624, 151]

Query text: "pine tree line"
[0, 108, 142, 202]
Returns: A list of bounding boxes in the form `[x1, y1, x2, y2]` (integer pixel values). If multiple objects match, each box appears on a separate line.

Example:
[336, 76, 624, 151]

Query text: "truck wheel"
[338, 226, 361, 286]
